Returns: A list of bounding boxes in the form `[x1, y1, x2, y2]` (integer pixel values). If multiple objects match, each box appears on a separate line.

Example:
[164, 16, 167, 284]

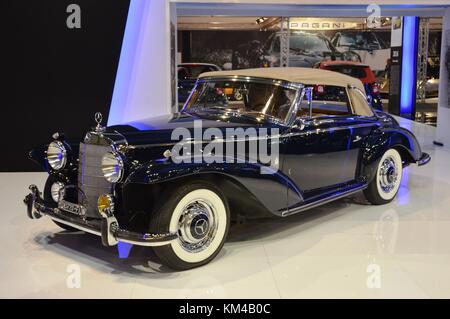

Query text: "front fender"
[125, 160, 297, 214]
[361, 126, 423, 181]
[29, 144, 49, 171]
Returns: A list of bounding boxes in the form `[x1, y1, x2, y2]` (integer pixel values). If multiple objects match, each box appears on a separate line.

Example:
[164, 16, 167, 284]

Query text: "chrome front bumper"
[23, 185, 177, 247]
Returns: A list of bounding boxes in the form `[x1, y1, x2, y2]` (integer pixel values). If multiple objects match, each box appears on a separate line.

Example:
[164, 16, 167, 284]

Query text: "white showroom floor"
[1, 118, 450, 298]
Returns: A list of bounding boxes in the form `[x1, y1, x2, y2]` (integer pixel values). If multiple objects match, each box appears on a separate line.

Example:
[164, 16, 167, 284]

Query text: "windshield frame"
[181, 76, 305, 126]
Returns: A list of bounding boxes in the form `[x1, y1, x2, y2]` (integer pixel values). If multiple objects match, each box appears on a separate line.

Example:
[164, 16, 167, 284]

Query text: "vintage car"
[261, 32, 361, 68]
[331, 31, 390, 73]
[24, 67, 430, 270]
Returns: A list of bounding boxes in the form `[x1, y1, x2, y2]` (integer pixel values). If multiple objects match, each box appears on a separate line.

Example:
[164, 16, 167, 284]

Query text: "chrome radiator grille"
[78, 143, 113, 218]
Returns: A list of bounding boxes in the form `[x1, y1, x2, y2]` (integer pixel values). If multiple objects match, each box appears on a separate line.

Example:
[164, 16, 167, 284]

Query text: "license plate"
[59, 200, 86, 216]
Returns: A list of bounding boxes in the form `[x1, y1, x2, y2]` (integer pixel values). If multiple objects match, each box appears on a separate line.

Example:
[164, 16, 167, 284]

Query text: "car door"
[282, 85, 360, 206]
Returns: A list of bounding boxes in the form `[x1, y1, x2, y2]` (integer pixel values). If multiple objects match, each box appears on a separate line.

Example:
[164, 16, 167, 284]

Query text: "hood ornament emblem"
[94, 112, 105, 132]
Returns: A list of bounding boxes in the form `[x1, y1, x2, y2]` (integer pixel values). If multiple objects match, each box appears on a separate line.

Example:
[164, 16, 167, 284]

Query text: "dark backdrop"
[3, 0, 130, 171]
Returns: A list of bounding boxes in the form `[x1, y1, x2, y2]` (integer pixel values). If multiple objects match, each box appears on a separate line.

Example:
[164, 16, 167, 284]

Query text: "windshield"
[290, 33, 331, 52]
[183, 80, 298, 122]
[338, 32, 379, 50]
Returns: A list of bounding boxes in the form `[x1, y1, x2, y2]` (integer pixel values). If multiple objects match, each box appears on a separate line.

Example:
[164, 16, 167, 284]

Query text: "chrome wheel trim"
[376, 149, 403, 201]
[379, 156, 398, 193]
[177, 199, 219, 253]
[169, 189, 227, 263]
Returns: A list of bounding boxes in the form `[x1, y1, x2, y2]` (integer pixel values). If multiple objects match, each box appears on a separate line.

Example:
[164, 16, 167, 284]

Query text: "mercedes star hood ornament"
[94, 112, 105, 132]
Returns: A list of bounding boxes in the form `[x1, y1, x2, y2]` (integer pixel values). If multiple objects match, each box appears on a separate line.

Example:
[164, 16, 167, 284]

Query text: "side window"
[297, 85, 352, 118]
[349, 88, 375, 117]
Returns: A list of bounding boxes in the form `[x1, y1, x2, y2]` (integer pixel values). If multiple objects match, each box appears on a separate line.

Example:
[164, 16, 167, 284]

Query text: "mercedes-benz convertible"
[24, 67, 430, 270]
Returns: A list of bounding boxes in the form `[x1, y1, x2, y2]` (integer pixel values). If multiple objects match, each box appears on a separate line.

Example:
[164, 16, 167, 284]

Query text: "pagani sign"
[289, 21, 358, 31]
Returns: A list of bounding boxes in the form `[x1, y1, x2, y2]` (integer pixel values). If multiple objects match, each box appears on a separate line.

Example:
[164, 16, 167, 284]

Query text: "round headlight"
[47, 141, 67, 170]
[101, 152, 124, 183]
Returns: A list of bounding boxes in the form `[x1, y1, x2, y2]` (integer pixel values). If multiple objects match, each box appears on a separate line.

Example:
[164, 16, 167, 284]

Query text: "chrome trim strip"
[196, 75, 304, 90]
[346, 86, 356, 115]
[286, 87, 306, 127]
[281, 183, 367, 217]
[50, 215, 101, 236]
[286, 122, 378, 138]
[183, 75, 304, 125]
[131, 123, 377, 151]
[181, 81, 199, 111]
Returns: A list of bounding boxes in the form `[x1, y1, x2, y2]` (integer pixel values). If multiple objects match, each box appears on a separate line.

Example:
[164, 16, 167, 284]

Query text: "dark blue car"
[24, 68, 429, 270]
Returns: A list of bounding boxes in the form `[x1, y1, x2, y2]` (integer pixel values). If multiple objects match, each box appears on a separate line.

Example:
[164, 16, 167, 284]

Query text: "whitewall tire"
[364, 148, 403, 205]
[149, 181, 230, 270]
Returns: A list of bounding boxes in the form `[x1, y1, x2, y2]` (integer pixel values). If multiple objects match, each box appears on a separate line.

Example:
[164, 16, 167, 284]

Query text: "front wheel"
[150, 182, 230, 270]
[364, 148, 403, 205]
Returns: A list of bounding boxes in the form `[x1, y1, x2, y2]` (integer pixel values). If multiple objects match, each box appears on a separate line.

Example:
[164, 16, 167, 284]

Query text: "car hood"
[109, 112, 282, 146]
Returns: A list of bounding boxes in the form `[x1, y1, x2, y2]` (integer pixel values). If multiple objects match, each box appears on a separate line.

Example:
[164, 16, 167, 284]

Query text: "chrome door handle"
[353, 135, 362, 142]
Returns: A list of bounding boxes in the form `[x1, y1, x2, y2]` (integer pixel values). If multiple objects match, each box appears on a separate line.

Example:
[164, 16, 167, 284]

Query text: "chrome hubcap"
[379, 156, 398, 193]
[178, 199, 218, 253]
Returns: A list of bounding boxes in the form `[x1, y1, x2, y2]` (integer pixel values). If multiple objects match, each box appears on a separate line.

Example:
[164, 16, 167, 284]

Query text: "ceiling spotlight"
[256, 17, 268, 25]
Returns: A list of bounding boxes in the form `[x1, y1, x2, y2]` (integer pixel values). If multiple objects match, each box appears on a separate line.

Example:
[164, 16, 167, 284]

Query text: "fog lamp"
[97, 194, 115, 216]
[50, 182, 65, 202]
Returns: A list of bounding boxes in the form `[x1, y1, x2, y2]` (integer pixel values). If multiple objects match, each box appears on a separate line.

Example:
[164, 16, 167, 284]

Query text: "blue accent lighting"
[400, 16, 419, 118]
[117, 241, 133, 259]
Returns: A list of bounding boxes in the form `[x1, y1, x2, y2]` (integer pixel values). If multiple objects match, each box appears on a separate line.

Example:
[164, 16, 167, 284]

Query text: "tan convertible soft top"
[199, 67, 365, 92]
[199, 67, 374, 117]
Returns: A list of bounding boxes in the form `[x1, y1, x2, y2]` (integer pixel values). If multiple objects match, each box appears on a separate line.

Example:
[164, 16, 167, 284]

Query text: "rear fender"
[361, 127, 422, 182]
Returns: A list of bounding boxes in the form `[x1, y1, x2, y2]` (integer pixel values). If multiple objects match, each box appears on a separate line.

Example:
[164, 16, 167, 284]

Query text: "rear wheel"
[44, 176, 78, 232]
[149, 181, 230, 270]
[364, 148, 403, 205]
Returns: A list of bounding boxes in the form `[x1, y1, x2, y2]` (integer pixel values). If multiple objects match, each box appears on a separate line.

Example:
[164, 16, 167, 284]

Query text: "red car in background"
[316, 61, 383, 111]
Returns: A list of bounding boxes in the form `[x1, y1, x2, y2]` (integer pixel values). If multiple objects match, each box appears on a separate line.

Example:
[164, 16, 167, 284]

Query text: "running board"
[280, 183, 367, 217]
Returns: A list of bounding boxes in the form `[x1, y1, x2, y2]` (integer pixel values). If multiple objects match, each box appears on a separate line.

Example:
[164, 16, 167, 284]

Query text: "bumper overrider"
[23, 185, 177, 247]
[417, 152, 431, 166]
